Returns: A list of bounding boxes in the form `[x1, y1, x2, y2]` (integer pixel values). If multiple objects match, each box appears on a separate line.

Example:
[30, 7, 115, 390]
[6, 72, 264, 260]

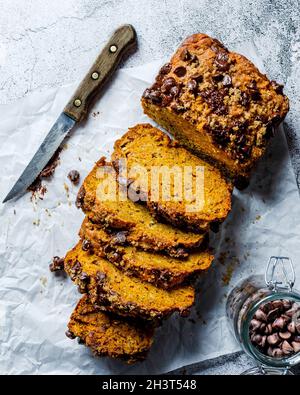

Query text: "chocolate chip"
[161, 77, 176, 93]
[222, 74, 232, 87]
[248, 80, 257, 90]
[82, 239, 91, 252]
[145, 89, 162, 104]
[68, 170, 80, 185]
[180, 48, 191, 61]
[170, 102, 186, 113]
[240, 91, 250, 107]
[191, 73, 203, 83]
[65, 330, 76, 339]
[73, 259, 81, 270]
[189, 54, 199, 65]
[267, 333, 280, 345]
[279, 331, 292, 340]
[251, 90, 261, 101]
[212, 74, 224, 83]
[174, 248, 187, 258]
[49, 256, 64, 272]
[215, 51, 230, 71]
[161, 94, 173, 107]
[272, 348, 283, 358]
[159, 63, 172, 75]
[260, 323, 267, 333]
[282, 300, 292, 310]
[250, 319, 262, 331]
[96, 272, 106, 282]
[211, 39, 228, 53]
[292, 342, 300, 353]
[271, 80, 284, 95]
[173, 66, 186, 77]
[199, 88, 227, 115]
[272, 316, 287, 330]
[267, 308, 281, 322]
[111, 231, 127, 245]
[107, 251, 122, 263]
[282, 340, 294, 355]
[169, 84, 181, 97]
[251, 334, 262, 344]
[254, 309, 267, 322]
[211, 128, 230, 148]
[287, 321, 296, 334]
[76, 187, 86, 209]
[187, 79, 198, 94]
[79, 272, 89, 283]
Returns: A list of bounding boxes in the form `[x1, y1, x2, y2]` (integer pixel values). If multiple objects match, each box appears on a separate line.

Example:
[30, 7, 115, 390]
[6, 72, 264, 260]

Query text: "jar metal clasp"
[265, 256, 295, 292]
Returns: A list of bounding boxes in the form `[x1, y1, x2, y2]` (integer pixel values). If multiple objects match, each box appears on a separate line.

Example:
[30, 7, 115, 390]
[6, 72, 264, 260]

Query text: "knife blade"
[3, 24, 137, 203]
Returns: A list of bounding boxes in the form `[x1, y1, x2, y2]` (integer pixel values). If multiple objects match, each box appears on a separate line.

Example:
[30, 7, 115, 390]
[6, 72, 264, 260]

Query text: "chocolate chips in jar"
[249, 299, 300, 358]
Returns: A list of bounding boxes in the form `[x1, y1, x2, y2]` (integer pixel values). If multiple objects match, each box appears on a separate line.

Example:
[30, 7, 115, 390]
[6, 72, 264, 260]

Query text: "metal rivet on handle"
[74, 99, 82, 107]
[109, 45, 118, 53]
[91, 71, 99, 80]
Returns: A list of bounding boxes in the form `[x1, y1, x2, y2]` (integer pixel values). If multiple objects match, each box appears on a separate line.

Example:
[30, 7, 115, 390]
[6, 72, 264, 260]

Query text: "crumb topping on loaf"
[142, 34, 289, 167]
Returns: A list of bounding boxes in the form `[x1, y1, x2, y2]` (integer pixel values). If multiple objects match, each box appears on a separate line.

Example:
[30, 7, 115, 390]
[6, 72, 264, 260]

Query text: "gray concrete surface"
[0, 0, 299, 374]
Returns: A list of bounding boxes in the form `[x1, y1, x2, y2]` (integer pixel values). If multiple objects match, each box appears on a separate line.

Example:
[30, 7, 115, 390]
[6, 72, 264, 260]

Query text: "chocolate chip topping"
[173, 66, 187, 77]
[79, 272, 90, 283]
[180, 48, 191, 61]
[199, 88, 228, 115]
[82, 239, 92, 252]
[215, 51, 230, 71]
[111, 231, 127, 245]
[187, 79, 198, 94]
[240, 91, 250, 108]
[222, 74, 232, 87]
[159, 62, 172, 75]
[170, 102, 186, 114]
[169, 84, 181, 98]
[161, 77, 176, 93]
[143, 89, 162, 104]
[191, 73, 203, 83]
[271, 80, 284, 95]
[68, 170, 80, 185]
[96, 272, 106, 282]
[189, 54, 199, 65]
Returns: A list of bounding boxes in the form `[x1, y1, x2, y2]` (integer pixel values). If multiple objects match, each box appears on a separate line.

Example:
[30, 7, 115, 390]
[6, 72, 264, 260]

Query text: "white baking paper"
[0, 43, 300, 375]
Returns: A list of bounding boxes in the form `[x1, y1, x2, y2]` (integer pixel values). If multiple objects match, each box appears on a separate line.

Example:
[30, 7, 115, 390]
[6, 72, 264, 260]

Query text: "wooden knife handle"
[64, 24, 137, 122]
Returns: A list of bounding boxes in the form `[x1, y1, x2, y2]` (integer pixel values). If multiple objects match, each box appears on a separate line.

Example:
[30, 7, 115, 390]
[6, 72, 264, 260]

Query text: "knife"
[3, 24, 137, 203]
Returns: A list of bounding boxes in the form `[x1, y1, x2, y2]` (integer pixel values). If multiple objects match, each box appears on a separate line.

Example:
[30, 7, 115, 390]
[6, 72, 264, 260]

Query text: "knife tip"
[2, 195, 10, 203]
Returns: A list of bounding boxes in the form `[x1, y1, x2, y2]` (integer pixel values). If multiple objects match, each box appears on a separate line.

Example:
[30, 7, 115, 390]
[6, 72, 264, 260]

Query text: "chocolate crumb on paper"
[68, 170, 80, 185]
[28, 148, 61, 199]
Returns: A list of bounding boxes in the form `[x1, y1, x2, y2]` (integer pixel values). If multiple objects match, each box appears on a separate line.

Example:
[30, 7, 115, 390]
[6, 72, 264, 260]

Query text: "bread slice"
[141, 34, 289, 186]
[76, 158, 206, 257]
[112, 124, 232, 232]
[67, 295, 154, 364]
[64, 243, 195, 321]
[79, 217, 213, 289]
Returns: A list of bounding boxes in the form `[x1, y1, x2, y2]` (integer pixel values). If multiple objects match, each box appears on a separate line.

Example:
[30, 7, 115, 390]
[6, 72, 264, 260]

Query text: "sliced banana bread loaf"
[64, 243, 195, 321]
[112, 124, 232, 232]
[79, 217, 213, 289]
[76, 158, 206, 257]
[141, 34, 289, 185]
[67, 295, 154, 364]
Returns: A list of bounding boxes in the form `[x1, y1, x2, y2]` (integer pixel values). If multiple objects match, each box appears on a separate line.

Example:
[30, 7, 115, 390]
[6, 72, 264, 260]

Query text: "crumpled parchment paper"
[0, 42, 300, 374]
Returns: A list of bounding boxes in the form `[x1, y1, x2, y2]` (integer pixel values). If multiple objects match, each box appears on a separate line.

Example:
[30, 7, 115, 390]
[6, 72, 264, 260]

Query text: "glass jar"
[226, 256, 300, 374]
